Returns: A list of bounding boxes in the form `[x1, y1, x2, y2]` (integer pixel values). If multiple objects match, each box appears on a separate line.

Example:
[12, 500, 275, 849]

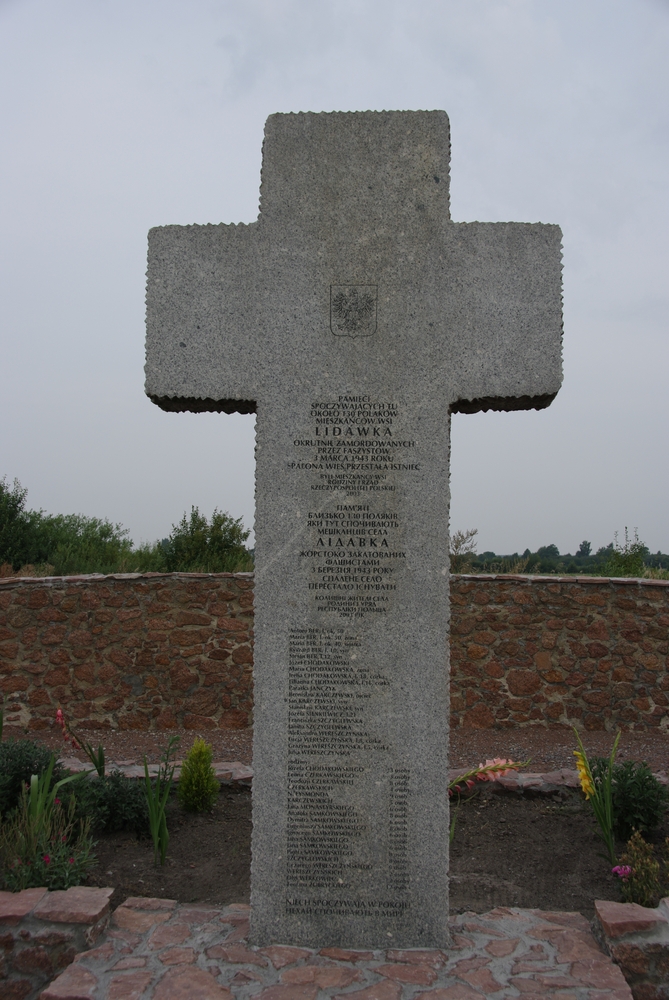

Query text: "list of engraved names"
[283, 395, 421, 922]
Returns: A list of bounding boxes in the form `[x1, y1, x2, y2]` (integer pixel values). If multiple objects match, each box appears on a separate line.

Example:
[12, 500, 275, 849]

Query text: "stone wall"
[0, 573, 254, 731]
[450, 575, 669, 732]
[1, 572, 667, 733]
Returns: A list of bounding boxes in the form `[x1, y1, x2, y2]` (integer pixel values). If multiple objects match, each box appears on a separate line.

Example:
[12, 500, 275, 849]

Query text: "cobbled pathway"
[41, 897, 632, 1000]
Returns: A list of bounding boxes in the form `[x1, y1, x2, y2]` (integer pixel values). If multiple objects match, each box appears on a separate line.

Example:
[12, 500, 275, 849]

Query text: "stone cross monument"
[145, 111, 563, 949]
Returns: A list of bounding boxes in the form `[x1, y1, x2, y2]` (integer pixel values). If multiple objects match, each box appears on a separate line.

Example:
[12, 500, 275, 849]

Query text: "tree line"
[0, 477, 253, 577]
[450, 528, 669, 578]
[3, 476, 666, 580]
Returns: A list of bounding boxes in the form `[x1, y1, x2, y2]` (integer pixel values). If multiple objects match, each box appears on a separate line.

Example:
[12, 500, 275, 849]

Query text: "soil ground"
[84, 783, 669, 920]
[6, 724, 669, 917]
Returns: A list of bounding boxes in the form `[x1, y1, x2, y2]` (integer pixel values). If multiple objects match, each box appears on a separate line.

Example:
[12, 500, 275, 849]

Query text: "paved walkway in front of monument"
[42, 897, 632, 1000]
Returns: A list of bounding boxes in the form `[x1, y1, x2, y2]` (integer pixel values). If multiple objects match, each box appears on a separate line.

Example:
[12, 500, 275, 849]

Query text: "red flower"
[68, 858, 74, 864]
[43, 855, 51, 865]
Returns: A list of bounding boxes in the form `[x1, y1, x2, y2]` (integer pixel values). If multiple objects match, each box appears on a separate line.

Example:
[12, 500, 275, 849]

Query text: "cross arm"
[445, 222, 563, 414]
[145, 222, 265, 414]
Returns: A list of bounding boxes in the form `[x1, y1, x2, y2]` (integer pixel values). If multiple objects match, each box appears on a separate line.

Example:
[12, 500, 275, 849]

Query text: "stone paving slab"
[54, 760, 668, 795]
[40, 899, 633, 999]
[58, 759, 254, 785]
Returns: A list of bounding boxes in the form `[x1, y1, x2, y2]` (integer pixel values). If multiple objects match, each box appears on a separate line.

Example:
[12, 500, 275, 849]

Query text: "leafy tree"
[1, 477, 253, 576]
[163, 506, 253, 573]
[0, 477, 42, 570]
[578, 540, 592, 557]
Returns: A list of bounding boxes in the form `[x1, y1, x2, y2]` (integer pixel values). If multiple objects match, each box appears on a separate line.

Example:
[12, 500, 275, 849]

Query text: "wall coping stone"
[33, 887, 113, 925]
[593, 897, 669, 996]
[594, 899, 669, 939]
[457, 573, 669, 587]
[0, 887, 48, 924]
[0, 570, 255, 588]
[1, 570, 667, 587]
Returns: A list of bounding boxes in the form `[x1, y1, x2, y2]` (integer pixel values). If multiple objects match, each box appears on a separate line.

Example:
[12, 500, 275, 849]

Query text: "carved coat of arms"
[330, 285, 378, 338]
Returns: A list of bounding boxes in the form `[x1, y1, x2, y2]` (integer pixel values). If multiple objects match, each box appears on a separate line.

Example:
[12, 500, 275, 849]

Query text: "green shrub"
[0, 788, 95, 891]
[617, 831, 662, 907]
[603, 527, 648, 578]
[0, 739, 68, 817]
[591, 757, 669, 841]
[71, 770, 149, 835]
[177, 738, 219, 812]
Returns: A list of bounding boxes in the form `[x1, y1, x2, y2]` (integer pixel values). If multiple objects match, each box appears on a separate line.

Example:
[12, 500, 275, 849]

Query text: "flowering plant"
[56, 708, 105, 778]
[448, 758, 529, 843]
[448, 758, 529, 797]
[573, 728, 620, 865]
[612, 865, 632, 881]
[0, 781, 95, 891]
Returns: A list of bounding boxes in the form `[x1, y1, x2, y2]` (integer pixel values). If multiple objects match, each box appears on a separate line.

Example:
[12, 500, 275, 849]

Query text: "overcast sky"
[1, 0, 667, 556]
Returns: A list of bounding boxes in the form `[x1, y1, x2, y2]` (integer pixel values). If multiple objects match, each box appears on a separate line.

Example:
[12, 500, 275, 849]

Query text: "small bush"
[604, 527, 648, 578]
[617, 831, 662, 907]
[72, 770, 149, 835]
[0, 789, 95, 891]
[177, 738, 219, 812]
[591, 757, 669, 841]
[0, 739, 67, 817]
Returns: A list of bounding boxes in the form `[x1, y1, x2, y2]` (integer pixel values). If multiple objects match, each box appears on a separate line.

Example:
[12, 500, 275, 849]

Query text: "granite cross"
[145, 111, 563, 949]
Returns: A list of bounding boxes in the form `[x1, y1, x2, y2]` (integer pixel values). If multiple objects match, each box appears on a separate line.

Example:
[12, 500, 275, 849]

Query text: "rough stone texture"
[33, 889, 113, 928]
[594, 897, 669, 999]
[0, 886, 112, 1000]
[2, 573, 668, 735]
[450, 575, 669, 732]
[0, 572, 254, 731]
[0, 888, 48, 925]
[144, 110, 563, 948]
[40, 900, 632, 999]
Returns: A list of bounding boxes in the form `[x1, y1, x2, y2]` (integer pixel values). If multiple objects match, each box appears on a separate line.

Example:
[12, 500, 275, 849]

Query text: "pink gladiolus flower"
[465, 779, 475, 790]
[476, 758, 515, 780]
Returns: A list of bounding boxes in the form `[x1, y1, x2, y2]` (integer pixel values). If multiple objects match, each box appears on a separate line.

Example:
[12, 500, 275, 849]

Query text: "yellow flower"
[574, 750, 594, 798]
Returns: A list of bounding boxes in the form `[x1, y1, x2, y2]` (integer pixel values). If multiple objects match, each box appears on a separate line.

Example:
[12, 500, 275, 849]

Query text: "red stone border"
[0, 886, 112, 998]
[593, 897, 669, 998]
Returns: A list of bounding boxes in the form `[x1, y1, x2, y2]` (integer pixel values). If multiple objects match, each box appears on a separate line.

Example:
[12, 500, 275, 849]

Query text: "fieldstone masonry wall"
[450, 575, 669, 733]
[0, 573, 254, 732]
[0, 572, 667, 733]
